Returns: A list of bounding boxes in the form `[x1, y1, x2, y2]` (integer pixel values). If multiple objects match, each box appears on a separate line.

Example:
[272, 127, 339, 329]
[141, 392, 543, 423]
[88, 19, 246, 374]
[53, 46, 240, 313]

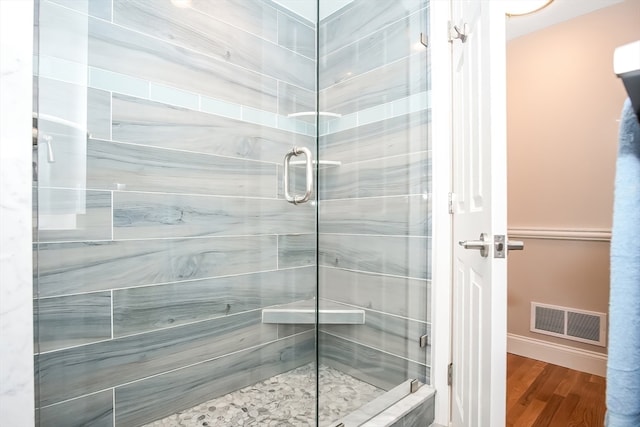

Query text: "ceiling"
[505, 0, 624, 40]
[271, 0, 625, 40]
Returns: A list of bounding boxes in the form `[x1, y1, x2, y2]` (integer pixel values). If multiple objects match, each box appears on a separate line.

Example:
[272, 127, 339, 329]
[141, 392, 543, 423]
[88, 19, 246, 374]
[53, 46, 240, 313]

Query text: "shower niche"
[33, 0, 433, 425]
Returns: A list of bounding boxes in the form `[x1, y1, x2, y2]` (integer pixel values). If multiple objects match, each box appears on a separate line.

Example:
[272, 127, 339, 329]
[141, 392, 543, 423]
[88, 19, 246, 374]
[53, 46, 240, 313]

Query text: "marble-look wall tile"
[38, 389, 113, 427]
[319, 234, 429, 279]
[87, 17, 279, 112]
[321, 309, 430, 364]
[319, 195, 429, 236]
[49, 0, 113, 21]
[278, 234, 317, 269]
[149, 83, 199, 110]
[86, 139, 277, 198]
[386, 395, 435, 427]
[111, 95, 312, 163]
[37, 310, 275, 406]
[278, 81, 316, 121]
[319, 332, 428, 391]
[319, 0, 424, 55]
[277, 324, 314, 339]
[37, 235, 277, 297]
[320, 10, 427, 89]
[35, 188, 112, 242]
[88, 67, 150, 99]
[38, 0, 91, 64]
[0, 1, 34, 421]
[320, 111, 429, 164]
[320, 52, 428, 115]
[319, 267, 429, 321]
[87, 88, 111, 140]
[35, 292, 111, 353]
[278, 10, 316, 59]
[113, 191, 313, 239]
[113, 0, 314, 90]
[191, 0, 279, 44]
[319, 153, 431, 200]
[113, 267, 315, 336]
[115, 331, 314, 427]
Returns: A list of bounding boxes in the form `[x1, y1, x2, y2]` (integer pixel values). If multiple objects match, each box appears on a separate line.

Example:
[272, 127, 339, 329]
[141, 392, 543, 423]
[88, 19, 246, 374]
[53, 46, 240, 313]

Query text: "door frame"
[430, 1, 508, 425]
[430, 0, 453, 424]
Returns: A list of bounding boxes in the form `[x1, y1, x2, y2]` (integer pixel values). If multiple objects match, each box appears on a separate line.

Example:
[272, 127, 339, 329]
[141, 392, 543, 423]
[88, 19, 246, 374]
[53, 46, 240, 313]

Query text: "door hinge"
[448, 192, 454, 214]
[447, 362, 453, 386]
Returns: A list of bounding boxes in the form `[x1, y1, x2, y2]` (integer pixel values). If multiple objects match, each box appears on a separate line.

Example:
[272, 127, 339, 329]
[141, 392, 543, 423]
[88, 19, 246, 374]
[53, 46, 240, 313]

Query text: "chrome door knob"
[459, 233, 489, 258]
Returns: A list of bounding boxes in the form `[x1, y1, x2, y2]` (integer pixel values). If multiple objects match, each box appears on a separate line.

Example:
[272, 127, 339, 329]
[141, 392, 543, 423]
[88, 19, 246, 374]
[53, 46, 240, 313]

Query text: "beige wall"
[507, 0, 640, 355]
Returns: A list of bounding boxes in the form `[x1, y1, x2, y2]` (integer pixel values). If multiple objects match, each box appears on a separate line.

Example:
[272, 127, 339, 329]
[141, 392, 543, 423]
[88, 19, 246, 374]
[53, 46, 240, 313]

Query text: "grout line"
[35, 265, 314, 300]
[38, 232, 299, 245]
[110, 289, 114, 339]
[319, 233, 432, 239]
[320, 265, 431, 282]
[105, 330, 314, 391]
[321, 330, 431, 368]
[112, 388, 116, 427]
[320, 297, 431, 324]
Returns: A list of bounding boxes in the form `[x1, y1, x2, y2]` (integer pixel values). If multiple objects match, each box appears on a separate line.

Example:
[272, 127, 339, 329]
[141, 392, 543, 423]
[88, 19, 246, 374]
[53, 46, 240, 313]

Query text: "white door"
[450, 1, 507, 426]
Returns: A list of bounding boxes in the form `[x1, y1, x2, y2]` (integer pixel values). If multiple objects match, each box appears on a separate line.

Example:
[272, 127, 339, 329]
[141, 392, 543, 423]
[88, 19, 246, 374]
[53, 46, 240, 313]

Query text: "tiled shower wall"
[34, 1, 317, 426]
[318, 0, 432, 390]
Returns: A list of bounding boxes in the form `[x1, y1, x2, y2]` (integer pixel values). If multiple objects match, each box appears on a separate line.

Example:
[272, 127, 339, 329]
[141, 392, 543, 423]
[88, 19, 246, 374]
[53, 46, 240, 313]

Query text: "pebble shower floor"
[142, 364, 384, 426]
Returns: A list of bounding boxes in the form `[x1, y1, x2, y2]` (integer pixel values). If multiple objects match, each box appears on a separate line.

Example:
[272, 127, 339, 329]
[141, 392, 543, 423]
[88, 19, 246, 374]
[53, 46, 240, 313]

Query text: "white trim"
[507, 333, 608, 376]
[508, 227, 611, 242]
[429, 0, 453, 425]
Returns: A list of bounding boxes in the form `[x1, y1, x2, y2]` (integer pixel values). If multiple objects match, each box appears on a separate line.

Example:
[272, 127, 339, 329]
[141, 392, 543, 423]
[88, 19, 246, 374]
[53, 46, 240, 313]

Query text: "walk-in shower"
[32, 0, 433, 425]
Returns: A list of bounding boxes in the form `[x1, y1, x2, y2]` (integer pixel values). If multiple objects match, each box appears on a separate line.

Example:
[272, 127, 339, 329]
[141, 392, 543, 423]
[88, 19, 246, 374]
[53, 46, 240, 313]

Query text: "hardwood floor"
[506, 353, 606, 427]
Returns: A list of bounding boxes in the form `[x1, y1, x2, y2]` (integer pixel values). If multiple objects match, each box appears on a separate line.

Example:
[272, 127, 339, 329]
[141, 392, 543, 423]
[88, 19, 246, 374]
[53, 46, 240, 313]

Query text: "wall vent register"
[530, 302, 607, 347]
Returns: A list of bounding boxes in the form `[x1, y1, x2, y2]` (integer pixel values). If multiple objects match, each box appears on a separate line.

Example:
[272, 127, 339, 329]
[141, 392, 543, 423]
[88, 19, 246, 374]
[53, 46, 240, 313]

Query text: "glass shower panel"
[33, 1, 318, 426]
[317, 0, 432, 424]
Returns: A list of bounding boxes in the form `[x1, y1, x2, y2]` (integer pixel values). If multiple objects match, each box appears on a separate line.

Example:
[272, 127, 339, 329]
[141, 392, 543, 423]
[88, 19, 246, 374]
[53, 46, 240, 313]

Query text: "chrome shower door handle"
[283, 146, 313, 204]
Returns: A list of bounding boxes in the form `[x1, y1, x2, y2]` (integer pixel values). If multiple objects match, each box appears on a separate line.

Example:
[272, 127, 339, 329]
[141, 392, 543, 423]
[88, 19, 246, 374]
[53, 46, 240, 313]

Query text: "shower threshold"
[142, 364, 384, 427]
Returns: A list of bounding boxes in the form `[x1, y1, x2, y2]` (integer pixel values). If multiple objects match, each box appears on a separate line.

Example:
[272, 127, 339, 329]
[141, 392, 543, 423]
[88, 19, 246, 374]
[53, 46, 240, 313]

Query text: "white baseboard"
[507, 333, 607, 376]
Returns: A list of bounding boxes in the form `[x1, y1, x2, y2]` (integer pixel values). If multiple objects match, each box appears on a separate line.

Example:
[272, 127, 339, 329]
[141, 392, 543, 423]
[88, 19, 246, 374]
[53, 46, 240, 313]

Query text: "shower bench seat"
[261, 299, 365, 324]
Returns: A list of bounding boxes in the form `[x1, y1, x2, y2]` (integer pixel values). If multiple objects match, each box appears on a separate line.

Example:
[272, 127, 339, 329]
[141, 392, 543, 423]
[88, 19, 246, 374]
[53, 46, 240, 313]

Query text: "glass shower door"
[317, 0, 432, 425]
[33, 1, 318, 426]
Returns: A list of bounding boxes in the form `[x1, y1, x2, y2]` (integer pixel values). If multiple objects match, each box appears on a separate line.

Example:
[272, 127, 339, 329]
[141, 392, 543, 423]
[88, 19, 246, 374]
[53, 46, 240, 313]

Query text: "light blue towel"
[606, 98, 640, 427]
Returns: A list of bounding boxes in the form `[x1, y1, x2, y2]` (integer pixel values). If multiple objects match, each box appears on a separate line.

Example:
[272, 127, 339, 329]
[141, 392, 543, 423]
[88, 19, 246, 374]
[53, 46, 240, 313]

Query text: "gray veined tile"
[320, 9, 427, 89]
[278, 81, 317, 123]
[37, 235, 277, 297]
[87, 88, 111, 140]
[86, 139, 278, 198]
[319, 332, 428, 391]
[319, 152, 431, 200]
[321, 309, 430, 364]
[320, 110, 430, 164]
[191, 0, 279, 44]
[111, 95, 314, 163]
[35, 188, 112, 242]
[319, 234, 430, 279]
[47, 0, 113, 21]
[114, 331, 314, 427]
[278, 234, 317, 269]
[37, 389, 113, 427]
[112, 0, 315, 90]
[34, 292, 112, 353]
[319, 195, 430, 236]
[87, 17, 279, 112]
[38, 1, 92, 64]
[277, 10, 316, 59]
[319, 267, 431, 322]
[320, 52, 428, 115]
[113, 191, 314, 239]
[36, 310, 276, 407]
[319, 0, 425, 55]
[113, 267, 315, 336]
